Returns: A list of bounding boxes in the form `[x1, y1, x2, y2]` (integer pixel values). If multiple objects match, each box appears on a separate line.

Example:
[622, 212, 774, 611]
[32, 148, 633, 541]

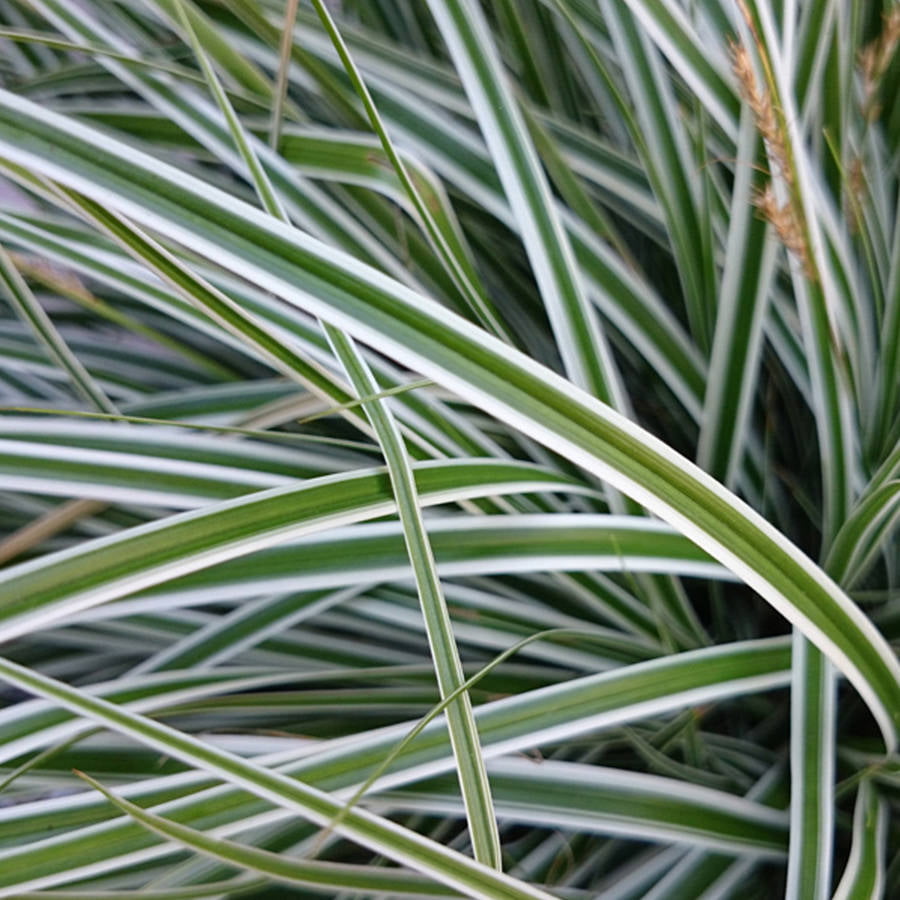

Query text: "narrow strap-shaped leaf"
[425, 0, 624, 406]
[379, 756, 789, 856]
[0, 210, 502, 462]
[0, 877, 263, 899]
[599, 0, 717, 353]
[738, 0, 859, 543]
[785, 633, 835, 900]
[0, 667, 333, 765]
[697, 109, 777, 487]
[153, 0, 275, 102]
[616, 0, 740, 135]
[826, 480, 900, 587]
[309, 0, 508, 339]
[268, 0, 300, 150]
[29, 0, 413, 285]
[0, 459, 575, 644]
[0, 436, 299, 506]
[317, 622, 735, 847]
[43, 180, 368, 435]
[423, 0, 700, 643]
[0, 91, 895, 745]
[0, 416, 354, 474]
[126, 514, 723, 612]
[328, 327, 502, 867]
[131, 585, 366, 674]
[80, 773, 462, 897]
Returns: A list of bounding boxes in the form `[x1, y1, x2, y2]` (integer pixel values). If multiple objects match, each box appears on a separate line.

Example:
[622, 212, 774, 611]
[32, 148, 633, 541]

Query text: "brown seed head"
[754, 183, 814, 278]
[731, 39, 791, 187]
[860, 8, 900, 118]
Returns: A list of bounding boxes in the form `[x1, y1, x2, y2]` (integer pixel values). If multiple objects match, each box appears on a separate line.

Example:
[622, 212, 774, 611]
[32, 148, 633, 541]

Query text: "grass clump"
[0, 0, 897, 897]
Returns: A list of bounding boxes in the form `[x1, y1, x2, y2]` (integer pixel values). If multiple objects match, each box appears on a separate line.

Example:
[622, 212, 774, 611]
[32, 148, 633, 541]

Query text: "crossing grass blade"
[173, 6, 502, 863]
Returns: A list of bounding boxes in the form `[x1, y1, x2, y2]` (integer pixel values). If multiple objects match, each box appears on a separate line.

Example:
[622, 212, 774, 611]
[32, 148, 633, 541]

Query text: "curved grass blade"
[8, 878, 264, 899]
[826, 480, 900, 587]
[735, 1, 858, 543]
[0, 459, 576, 644]
[615, 0, 739, 135]
[0, 90, 895, 745]
[127, 511, 723, 594]
[327, 326, 502, 868]
[0, 667, 330, 767]
[315, 621, 728, 851]
[268, 0, 299, 151]
[696, 110, 776, 488]
[0, 435, 300, 506]
[79, 771, 462, 897]
[129, 585, 366, 673]
[424, 0, 700, 644]
[0, 26, 270, 108]
[380, 756, 788, 857]
[309, 0, 507, 339]
[599, 0, 717, 354]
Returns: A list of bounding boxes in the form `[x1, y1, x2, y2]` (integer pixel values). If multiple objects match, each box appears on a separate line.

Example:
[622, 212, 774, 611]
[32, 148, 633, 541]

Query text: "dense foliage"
[0, 0, 897, 896]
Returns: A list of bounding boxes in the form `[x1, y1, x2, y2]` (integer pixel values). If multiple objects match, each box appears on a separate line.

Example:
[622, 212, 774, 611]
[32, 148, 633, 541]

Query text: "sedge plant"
[0, 0, 896, 897]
